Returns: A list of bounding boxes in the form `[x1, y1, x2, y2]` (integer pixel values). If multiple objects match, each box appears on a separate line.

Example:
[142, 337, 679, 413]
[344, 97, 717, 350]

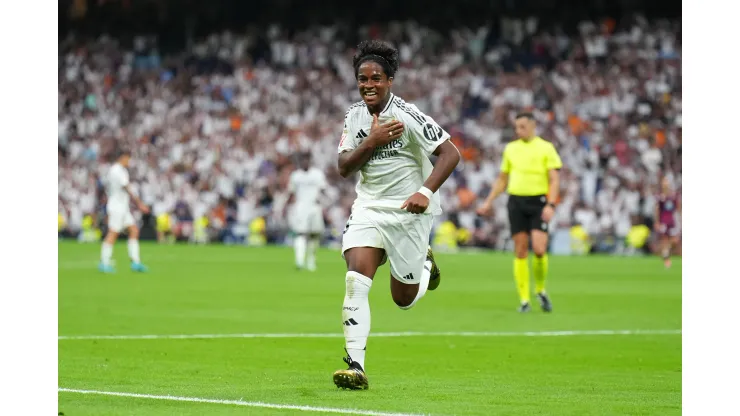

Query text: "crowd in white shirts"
[58, 16, 681, 248]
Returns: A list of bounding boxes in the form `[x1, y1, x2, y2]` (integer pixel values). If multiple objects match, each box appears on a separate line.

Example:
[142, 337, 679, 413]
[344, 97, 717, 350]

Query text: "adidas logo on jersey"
[355, 129, 368, 139]
[401, 273, 415, 281]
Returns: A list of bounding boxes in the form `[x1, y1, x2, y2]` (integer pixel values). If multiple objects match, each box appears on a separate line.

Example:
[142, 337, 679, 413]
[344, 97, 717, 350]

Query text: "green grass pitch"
[58, 242, 681, 415]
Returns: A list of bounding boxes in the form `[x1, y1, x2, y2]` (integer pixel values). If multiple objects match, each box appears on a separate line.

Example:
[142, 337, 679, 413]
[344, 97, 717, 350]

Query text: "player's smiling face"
[356, 61, 392, 110]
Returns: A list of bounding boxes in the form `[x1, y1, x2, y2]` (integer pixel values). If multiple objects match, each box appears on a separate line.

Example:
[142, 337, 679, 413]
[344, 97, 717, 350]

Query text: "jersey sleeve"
[546, 143, 563, 170]
[402, 104, 451, 157]
[500, 145, 512, 174]
[337, 110, 359, 154]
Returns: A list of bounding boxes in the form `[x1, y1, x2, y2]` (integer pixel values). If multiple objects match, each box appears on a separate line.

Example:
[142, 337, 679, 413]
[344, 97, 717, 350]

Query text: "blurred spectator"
[58, 16, 681, 250]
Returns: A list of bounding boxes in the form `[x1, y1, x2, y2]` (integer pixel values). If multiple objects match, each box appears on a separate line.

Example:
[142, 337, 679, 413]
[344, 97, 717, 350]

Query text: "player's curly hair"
[352, 40, 400, 79]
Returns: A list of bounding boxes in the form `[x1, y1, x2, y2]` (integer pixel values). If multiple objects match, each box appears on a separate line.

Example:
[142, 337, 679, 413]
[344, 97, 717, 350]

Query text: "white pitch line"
[58, 388, 427, 416]
[58, 329, 681, 341]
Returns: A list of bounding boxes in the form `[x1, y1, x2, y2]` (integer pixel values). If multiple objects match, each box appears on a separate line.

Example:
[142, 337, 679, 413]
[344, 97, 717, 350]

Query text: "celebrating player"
[332, 40, 461, 390]
[476, 113, 562, 313]
[99, 148, 150, 273]
[655, 177, 681, 268]
[284, 153, 328, 271]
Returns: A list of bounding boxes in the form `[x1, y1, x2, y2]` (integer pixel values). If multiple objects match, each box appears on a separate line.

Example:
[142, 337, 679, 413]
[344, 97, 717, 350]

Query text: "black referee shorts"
[507, 195, 549, 235]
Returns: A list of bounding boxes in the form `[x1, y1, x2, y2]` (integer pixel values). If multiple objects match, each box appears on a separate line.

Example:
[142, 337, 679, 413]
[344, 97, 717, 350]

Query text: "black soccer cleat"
[426, 246, 441, 291]
[333, 355, 369, 390]
[518, 302, 531, 313]
[537, 292, 553, 313]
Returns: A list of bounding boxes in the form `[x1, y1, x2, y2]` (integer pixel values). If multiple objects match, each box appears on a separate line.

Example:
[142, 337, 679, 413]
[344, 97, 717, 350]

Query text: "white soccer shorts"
[341, 207, 433, 284]
[107, 209, 135, 233]
[291, 204, 325, 234]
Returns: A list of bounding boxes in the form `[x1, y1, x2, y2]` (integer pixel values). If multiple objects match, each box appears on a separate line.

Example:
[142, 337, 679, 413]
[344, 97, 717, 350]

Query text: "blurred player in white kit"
[284, 153, 327, 271]
[99, 148, 150, 273]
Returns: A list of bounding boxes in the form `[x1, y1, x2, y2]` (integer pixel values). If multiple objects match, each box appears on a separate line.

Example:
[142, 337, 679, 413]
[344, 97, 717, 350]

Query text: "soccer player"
[99, 148, 150, 273]
[333, 40, 461, 390]
[655, 177, 681, 268]
[476, 113, 562, 313]
[284, 153, 327, 271]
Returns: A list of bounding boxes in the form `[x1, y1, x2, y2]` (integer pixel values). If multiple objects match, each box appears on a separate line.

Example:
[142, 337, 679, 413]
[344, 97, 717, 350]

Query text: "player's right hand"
[368, 114, 404, 146]
[476, 202, 493, 216]
[139, 203, 151, 214]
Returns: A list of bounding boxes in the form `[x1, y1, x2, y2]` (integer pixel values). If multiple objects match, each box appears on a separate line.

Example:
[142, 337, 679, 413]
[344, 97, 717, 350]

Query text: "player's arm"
[338, 114, 404, 178]
[282, 173, 297, 219]
[125, 185, 150, 214]
[400, 107, 460, 213]
[425, 141, 461, 193]
[541, 143, 563, 221]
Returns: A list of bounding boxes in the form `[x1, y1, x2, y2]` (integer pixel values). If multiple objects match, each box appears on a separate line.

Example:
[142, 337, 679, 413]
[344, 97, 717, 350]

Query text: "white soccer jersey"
[337, 94, 450, 215]
[106, 163, 130, 211]
[288, 167, 327, 208]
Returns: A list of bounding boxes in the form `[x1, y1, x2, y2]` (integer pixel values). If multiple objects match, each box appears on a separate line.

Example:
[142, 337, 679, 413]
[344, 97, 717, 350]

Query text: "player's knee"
[532, 246, 547, 257]
[392, 292, 415, 309]
[128, 226, 140, 239]
[391, 284, 418, 309]
[104, 231, 118, 243]
[514, 245, 529, 258]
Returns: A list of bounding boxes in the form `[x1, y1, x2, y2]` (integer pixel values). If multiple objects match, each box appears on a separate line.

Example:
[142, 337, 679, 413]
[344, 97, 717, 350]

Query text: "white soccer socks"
[398, 260, 432, 310]
[306, 237, 319, 271]
[127, 239, 141, 263]
[101, 242, 113, 266]
[343, 271, 372, 370]
[294, 235, 307, 268]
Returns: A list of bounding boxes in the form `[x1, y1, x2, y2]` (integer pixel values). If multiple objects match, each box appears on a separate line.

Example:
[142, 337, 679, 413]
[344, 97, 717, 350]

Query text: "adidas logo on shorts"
[343, 318, 359, 326]
[402, 273, 415, 281]
[356, 129, 368, 139]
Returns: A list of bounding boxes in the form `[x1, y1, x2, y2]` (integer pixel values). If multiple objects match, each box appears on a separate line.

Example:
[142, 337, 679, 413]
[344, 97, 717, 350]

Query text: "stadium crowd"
[58, 15, 681, 251]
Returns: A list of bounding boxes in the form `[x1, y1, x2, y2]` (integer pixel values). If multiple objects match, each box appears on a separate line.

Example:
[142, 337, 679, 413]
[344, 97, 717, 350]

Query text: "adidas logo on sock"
[402, 273, 415, 280]
[343, 318, 359, 326]
[355, 129, 368, 139]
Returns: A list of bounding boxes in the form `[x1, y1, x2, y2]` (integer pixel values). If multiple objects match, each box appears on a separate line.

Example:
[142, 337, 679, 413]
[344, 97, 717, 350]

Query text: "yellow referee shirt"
[501, 136, 562, 196]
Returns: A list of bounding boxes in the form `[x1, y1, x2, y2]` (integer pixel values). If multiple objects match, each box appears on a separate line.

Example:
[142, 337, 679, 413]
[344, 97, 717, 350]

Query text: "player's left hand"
[139, 203, 151, 214]
[541, 205, 554, 222]
[401, 193, 429, 214]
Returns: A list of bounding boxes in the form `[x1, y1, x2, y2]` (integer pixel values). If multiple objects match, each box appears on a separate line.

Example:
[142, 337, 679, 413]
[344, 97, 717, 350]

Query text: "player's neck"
[368, 94, 392, 116]
[520, 136, 535, 142]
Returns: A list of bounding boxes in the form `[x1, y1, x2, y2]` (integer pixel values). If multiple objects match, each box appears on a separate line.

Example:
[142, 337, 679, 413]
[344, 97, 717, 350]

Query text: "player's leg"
[294, 233, 308, 270]
[100, 212, 122, 273]
[305, 207, 324, 272]
[333, 210, 384, 390]
[387, 213, 437, 309]
[334, 246, 383, 390]
[306, 233, 320, 271]
[127, 220, 148, 272]
[531, 228, 552, 313]
[99, 229, 118, 273]
[512, 232, 532, 312]
[508, 197, 532, 312]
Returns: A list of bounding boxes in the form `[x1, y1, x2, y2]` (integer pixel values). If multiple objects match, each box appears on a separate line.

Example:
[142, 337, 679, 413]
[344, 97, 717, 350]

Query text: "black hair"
[515, 112, 535, 121]
[353, 40, 400, 79]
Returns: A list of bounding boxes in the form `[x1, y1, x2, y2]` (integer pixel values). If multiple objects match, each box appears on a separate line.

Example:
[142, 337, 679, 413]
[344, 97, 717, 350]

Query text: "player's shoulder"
[344, 100, 368, 119]
[535, 136, 558, 150]
[389, 95, 427, 125]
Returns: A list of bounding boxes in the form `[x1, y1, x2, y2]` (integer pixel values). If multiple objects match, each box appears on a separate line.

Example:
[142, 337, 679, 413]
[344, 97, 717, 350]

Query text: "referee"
[476, 112, 562, 313]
